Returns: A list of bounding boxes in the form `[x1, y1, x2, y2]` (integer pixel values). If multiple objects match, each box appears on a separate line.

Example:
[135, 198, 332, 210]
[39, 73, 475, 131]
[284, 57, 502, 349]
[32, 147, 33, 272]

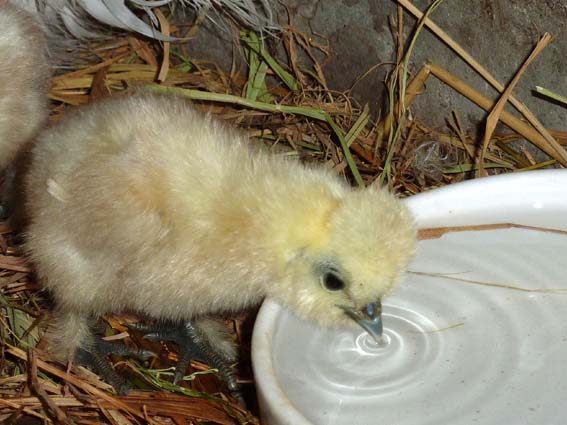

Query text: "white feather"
[90, 0, 176, 41]
[25, 0, 276, 42]
[77, 0, 129, 28]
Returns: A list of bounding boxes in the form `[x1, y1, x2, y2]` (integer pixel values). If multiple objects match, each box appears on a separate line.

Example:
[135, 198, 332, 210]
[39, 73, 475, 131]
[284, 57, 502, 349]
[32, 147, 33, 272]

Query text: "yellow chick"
[24, 92, 415, 385]
[0, 1, 50, 213]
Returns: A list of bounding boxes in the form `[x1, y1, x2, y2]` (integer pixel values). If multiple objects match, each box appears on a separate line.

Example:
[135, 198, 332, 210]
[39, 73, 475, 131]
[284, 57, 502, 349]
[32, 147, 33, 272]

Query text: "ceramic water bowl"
[252, 170, 567, 425]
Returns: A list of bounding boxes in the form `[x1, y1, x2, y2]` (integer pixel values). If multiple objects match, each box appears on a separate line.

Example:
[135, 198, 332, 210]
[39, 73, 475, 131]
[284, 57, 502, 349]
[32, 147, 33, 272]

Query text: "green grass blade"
[151, 85, 327, 119]
[345, 104, 370, 147]
[244, 32, 272, 102]
[170, 50, 194, 73]
[241, 31, 300, 92]
[535, 86, 567, 106]
[247, 60, 272, 102]
[326, 116, 365, 187]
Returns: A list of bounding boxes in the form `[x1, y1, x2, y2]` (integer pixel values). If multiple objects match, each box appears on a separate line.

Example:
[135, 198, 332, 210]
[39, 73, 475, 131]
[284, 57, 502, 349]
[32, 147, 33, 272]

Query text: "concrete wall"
[187, 0, 567, 132]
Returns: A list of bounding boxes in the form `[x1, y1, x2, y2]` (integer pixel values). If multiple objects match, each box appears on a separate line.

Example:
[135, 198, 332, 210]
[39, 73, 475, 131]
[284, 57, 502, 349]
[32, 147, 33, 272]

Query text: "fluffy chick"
[0, 1, 50, 212]
[24, 92, 416, 360]
[0, 0, 50, 170]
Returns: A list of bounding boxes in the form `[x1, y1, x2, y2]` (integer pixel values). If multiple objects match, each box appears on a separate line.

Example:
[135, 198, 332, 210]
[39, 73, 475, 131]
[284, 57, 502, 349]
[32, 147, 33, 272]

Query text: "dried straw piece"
[377, 64, 431, 139]
[105, 393, 237, 425]
[89, 66, 111, 101]
[0, 255, 31, 273]
[154, 9, 171, 83]
[0, 397, 51, 422]
[128, 37, 158, 67]
[410, 271, 567, 294]
[28, 349, 73, 425]
[418, 223, 567, 240]
[479, 33, 553, 176]
[6, 345, 158, 424]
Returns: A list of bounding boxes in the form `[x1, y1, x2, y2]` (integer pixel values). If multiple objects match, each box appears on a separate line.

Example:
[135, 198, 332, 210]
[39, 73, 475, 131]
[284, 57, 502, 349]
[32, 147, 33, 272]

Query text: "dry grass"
[2, 0, 566, 423]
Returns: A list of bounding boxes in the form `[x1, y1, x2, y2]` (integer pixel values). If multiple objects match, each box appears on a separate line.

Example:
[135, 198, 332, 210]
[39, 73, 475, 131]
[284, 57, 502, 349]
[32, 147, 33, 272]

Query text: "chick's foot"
[75, 335, 155, 395]
[129, 319, 243, 404]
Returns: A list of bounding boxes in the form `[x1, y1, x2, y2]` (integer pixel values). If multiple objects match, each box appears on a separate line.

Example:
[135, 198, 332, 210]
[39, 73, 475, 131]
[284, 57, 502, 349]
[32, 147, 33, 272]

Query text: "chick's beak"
[339, 299, 383, 343]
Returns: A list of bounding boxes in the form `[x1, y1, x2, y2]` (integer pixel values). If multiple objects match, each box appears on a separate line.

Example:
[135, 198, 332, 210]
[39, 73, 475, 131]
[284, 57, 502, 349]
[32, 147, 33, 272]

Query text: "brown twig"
[418, 223, 567, 240]
[155, 9, 171, 83]
[28, 348, 74, 425]
[479, 33, 553, 176]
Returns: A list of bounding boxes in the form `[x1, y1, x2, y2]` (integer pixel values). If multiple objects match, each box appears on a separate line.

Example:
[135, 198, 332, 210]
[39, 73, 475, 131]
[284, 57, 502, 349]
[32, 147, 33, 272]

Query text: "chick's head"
[270, 186, 416, 328]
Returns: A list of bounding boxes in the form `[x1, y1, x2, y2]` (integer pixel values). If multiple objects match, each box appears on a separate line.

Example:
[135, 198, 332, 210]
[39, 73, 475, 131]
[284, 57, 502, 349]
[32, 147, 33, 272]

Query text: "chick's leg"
[46, 309, 149, 393]
[130, 318, 243, 403]
[74, 319, 154, 395]
[0, 167, 14, 218]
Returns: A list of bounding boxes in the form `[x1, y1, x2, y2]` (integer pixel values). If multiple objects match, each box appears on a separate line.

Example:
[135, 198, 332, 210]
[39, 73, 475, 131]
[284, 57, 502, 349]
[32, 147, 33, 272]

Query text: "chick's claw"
[129, 319, 243, 404]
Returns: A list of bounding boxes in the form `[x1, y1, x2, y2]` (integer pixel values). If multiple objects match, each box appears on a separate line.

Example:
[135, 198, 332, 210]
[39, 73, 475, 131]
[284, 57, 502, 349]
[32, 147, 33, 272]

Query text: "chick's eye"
[321, 272, 345, 292]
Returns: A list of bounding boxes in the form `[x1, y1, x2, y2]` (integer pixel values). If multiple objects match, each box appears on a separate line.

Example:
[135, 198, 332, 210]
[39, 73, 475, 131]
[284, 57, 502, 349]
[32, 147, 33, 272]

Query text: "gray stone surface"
[185, 0, 567, 131]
